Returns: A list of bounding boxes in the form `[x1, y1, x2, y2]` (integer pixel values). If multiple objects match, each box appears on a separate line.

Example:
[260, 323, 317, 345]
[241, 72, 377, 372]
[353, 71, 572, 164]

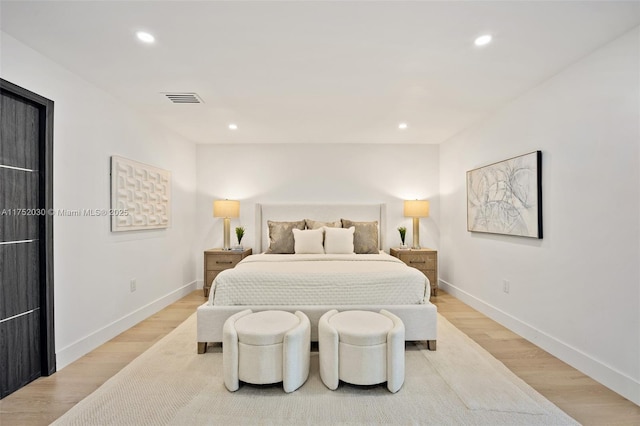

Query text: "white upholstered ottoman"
[223, 309, 310, 393]
[318, 309, 405, 393]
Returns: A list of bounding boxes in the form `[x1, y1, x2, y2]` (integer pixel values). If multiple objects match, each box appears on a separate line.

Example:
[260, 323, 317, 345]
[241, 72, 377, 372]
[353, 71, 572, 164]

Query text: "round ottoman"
[223, 309, 310, 393]
[318, 309, 405, 393]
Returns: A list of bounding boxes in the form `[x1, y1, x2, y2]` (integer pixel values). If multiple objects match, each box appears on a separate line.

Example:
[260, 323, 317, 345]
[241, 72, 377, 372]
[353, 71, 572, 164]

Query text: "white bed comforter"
[209, 252, 430, 306]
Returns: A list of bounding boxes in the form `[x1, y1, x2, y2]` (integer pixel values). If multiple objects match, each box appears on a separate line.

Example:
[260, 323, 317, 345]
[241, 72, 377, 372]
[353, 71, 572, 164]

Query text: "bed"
[196, 203, 437, 353]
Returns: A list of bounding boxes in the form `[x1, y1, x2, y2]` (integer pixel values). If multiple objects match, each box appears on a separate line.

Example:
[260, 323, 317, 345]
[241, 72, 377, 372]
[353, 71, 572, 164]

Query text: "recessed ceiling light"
[136, 31, 155, 44]
[398, 123, 408, 130]
[228, 124, 238, 130]
[474, 34, 492, 46]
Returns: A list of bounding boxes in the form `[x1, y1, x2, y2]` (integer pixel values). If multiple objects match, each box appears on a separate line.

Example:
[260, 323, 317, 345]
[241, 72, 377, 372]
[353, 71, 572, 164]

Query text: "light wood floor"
[1, 290, 638, 425]
[434, 291, 640, 425]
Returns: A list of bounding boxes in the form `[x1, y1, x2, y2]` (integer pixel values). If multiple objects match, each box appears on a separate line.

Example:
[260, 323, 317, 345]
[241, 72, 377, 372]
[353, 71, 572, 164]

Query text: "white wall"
[195, 143, 439, 278]
[1, 33, 199, 369]
[439, 28, 640, 404]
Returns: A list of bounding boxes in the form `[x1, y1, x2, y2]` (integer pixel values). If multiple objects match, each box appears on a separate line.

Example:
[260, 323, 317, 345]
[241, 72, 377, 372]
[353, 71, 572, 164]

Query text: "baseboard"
[55, 280, 198, 370]
[439, 279, 640, 406]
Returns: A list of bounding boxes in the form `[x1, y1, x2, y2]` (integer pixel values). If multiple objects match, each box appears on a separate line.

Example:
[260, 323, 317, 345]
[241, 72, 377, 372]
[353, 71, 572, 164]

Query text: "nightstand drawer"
[399, 253, 436, 270]
[206, 254, 242, 270]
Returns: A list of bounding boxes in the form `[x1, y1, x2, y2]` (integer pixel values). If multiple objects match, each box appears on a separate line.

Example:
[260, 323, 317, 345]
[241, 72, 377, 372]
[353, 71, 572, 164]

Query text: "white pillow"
[323, 226, 355, 254]
[292, 228, 325, 254]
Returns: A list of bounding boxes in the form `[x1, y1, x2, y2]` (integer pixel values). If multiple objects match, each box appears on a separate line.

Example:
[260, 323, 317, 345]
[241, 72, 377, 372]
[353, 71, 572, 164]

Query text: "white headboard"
[255, 203, 386, 253]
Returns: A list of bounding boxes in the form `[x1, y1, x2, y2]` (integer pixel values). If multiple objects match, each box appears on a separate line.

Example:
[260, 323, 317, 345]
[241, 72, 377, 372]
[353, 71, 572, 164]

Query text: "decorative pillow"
[323, 226, 355, 254]
[341, 219, 379, 254]
[305, 219, 342, 230]
[267, 220, 305, 254]
[293, 228, 325, 254]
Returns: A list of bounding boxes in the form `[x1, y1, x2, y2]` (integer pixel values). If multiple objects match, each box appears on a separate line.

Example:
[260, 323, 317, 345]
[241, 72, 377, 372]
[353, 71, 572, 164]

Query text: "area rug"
[52, 314, 579, 425]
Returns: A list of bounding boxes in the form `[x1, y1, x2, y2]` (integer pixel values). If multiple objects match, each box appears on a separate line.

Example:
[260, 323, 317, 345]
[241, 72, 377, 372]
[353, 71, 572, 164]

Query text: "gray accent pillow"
[267, 220, 306, 254]
[341, 219, 379, 254]
[305, 219, 342, 230]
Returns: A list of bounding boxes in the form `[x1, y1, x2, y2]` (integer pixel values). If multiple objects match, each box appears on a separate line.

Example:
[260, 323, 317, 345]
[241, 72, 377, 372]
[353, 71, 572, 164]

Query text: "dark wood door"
[0, 79, 55, 398]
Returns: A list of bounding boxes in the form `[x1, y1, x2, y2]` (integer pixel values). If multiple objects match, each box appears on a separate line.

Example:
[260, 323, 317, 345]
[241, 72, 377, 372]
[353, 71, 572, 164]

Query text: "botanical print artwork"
[467, 151, 542, 238]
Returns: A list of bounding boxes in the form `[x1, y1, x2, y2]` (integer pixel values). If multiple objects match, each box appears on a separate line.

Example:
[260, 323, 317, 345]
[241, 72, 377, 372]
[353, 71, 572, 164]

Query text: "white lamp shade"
[404, 200, 430, 218]
[213, 200, 240, 218]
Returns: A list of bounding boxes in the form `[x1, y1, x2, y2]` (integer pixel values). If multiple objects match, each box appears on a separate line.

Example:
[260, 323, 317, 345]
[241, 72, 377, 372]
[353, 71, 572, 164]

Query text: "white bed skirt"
[197, 302, 437, 344]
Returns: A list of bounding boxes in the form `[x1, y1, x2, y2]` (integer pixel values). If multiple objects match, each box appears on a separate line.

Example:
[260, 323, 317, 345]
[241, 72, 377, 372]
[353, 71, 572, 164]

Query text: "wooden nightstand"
[203, 248, 252, 298]
[390, 248, 438, 297]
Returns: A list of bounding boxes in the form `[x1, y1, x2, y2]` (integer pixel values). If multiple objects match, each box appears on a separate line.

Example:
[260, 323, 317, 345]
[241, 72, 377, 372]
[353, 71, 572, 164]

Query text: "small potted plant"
[398, 226, 408, 249]
[234, 226, 245, 250]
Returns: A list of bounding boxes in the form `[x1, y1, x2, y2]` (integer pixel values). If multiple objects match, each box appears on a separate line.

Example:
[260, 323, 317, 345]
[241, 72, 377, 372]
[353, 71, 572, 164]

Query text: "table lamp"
[404, 200, 429, 249]
[213, 199, 240, 250]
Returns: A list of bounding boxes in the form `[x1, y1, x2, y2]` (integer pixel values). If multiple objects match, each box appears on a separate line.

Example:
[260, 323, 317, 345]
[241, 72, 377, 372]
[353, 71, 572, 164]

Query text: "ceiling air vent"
[161, 92, 204, 104]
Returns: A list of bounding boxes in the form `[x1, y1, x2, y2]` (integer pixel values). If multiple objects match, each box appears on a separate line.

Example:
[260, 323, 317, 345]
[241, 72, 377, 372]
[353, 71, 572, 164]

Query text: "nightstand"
[390, 248, 438, 297]
[203, 248, 252, 298]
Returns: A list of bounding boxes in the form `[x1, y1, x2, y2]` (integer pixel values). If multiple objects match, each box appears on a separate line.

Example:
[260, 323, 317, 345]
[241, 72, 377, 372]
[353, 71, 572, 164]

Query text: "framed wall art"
[110, 155, 171, 232]
[466, 151, 542, 239]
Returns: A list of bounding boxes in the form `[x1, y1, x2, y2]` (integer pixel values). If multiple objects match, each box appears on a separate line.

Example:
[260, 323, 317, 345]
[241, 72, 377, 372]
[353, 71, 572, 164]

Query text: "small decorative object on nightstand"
[397, 226, 408, 249]
[390, 247, 438, 297]
[234, 226, 245, 250]
[203, 248, 251, 298]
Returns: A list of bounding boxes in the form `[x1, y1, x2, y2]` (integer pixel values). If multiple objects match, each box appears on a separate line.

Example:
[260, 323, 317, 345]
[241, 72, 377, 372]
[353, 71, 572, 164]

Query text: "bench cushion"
[235, 310, 300, 345]
[328, 310, 393, 346]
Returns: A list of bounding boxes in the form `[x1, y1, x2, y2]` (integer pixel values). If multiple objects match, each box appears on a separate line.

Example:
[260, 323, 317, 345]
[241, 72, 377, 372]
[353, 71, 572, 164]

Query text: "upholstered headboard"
[255, 203, 386, 253]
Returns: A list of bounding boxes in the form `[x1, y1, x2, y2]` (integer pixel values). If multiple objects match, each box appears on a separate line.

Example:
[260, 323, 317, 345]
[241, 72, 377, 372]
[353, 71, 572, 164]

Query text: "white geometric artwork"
[110, 156, 171, 232]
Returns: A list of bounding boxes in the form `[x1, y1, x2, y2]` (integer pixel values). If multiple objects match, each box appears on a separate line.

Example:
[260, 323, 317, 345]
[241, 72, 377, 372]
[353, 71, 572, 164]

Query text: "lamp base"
[223, 218, 231, 250]
[412, 217, 421, 250]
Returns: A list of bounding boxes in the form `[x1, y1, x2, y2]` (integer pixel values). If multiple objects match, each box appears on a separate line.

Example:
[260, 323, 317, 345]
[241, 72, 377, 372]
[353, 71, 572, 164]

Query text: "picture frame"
[466, 151, 542, 239]
[110, 155, 171, 232]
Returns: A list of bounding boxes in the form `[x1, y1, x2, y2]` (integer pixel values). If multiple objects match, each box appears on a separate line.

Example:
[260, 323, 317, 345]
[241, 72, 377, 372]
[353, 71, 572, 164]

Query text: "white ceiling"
[1, 1, 639, 145]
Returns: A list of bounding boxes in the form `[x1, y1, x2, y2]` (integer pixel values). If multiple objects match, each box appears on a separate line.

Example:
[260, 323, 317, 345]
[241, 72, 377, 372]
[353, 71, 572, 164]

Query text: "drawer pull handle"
[216, 261, 233, 264]
[410, 260, 426, 264]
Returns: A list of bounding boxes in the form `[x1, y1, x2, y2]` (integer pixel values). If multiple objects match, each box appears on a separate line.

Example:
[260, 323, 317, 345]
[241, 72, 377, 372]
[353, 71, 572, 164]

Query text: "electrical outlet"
[130, 279, 137, 292]
[503, 279, 510, 294]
